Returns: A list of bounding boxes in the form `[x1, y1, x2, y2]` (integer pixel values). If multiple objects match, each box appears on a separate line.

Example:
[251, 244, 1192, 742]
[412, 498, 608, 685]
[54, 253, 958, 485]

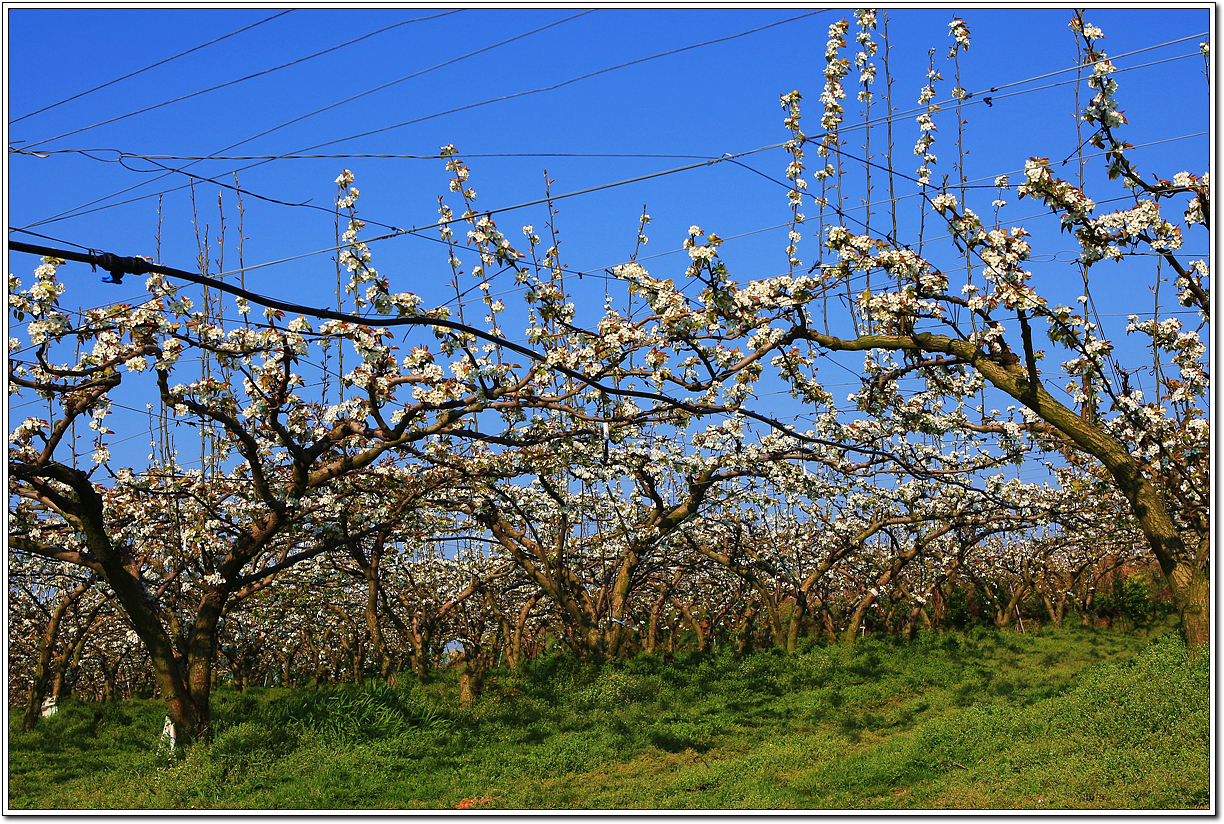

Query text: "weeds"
[255, 682, 451, 745]
[7, 625, 1206, 810]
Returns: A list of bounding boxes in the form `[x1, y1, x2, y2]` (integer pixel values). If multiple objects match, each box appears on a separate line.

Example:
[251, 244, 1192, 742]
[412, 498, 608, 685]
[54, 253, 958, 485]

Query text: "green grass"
[7, 624, 1208, 810]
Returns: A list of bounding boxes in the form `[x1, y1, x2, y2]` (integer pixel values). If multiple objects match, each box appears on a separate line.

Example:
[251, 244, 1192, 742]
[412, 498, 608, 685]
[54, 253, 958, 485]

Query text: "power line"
[52, 147, 707, 241]
[133, 156, 409, 230]
[723, 115, 1207, 245]
[19, 188, 1197, 341]
[291, 10, 832, 158]
[591, 130, 1207, 272]
[16, 22, 1200, 234]
[26, 41, 1194, 235]
[22, 10, 465, 149]
[961, 50, 1203, 110]
[964, 30, 1208, 97]
[23, 124, 1207, 263]
[5, 227, 95, 251]
[164, 10, 598, 164]
[28, 43, 1205, 171]
[211, 145, 785, 281]
[846, 31, 1210, 144]
[15, 11, 596, 230]
[7, 123, 1204, 327]
[22, 35, 1203, 234]
[15, 10, 824, 231]
[14, 141, 788, 291]
[30, 149, 721, 162]
[8, 10, 295, 126]
[17, 120, 1205, 266]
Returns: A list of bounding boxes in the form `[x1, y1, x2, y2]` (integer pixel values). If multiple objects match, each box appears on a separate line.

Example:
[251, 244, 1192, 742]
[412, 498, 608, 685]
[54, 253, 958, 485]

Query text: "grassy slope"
[7, 624, 1209, 811]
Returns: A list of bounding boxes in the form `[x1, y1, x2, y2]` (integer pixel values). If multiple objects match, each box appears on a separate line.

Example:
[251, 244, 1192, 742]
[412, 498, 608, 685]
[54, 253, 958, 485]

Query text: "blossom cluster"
[914, 49, 942, 186]
[854, 9, 878, 104]
[780, 90, 808, 268]
[813, 20, 850, 180]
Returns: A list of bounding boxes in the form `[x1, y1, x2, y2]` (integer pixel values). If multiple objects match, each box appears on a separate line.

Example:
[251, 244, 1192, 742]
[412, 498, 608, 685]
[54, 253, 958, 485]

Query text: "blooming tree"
[611, 11, 1209, 649]
[8, 10, 1208, 730]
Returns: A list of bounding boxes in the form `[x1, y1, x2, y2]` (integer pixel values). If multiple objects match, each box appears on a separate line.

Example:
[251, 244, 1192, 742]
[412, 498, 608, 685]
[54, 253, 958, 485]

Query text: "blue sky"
[5, 6, 1212, 479]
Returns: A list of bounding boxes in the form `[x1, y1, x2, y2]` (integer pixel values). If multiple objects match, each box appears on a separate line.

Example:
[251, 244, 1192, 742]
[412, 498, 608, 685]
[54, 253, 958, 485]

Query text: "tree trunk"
[100, 655, 116, 702]
[54, 604, 106, 702]
[455, 650, 487, 708]
[646, 596, 665, 654]
[604, 548, 640, 659]
[179, 591, 228, 742]
[843, 594, 876, 646]
[902, 602, 928, 639]
[23, 629, 58, 733]
[24, 466, 207, 742]
[785, 597, 806, 654]
[1171, 561, 1209, 654]
[734, 600, 758, 656]
[507, 593, 540, 669]
[819, 603, 839, 642]
[363, 569, 393, 682]
[50, 652, 71, 703]
[1043, 586, 1069, 629]
[677, 604, 708, 652]
[22, 580, 90, 732]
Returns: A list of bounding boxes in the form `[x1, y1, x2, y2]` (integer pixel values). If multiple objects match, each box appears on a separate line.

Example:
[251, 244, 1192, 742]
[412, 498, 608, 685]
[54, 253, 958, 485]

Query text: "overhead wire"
[19, 10, 464, 149]
[8, 10, 295, 125]
[955, 50, 1204, 110]
[12, 149, 422, 236]
[827, 31, 1210, 146]
[14, 124, 1202, 283]
[18, 34, 1204, 235]
[283, 9, 832, 157]
[14, 10, 825, 231]
[57, 151, 723, 162]
[958, 30, 1208, 97]
[23, 114, 1200, 300]
[9, 138, 1204, 340]
[5, 227, 96, 251]
[10, 235, 1200, 347]
[14, 146, 730, 241]
[21, 123, 1204, 303]
[7, 17, 1206, 371]
[204, 143, 786, 281]
[164, 10, 599, 163]
[714, 128, 1208, 255]
[15, 10, 595, 230]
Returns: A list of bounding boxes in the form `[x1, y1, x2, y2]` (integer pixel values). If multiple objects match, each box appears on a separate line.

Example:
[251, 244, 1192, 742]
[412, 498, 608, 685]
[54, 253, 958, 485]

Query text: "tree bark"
[784, 598, 806, 654]
[734, 599, 759, 656]
[22, 581, 89, 732]
[456, 652, 485, 708]
[1171, 561, 1210, 652]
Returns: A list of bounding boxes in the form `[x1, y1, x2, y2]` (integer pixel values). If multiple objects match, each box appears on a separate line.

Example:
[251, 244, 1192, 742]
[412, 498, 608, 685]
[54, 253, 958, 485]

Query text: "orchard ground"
[7, 623, 1208, 811]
